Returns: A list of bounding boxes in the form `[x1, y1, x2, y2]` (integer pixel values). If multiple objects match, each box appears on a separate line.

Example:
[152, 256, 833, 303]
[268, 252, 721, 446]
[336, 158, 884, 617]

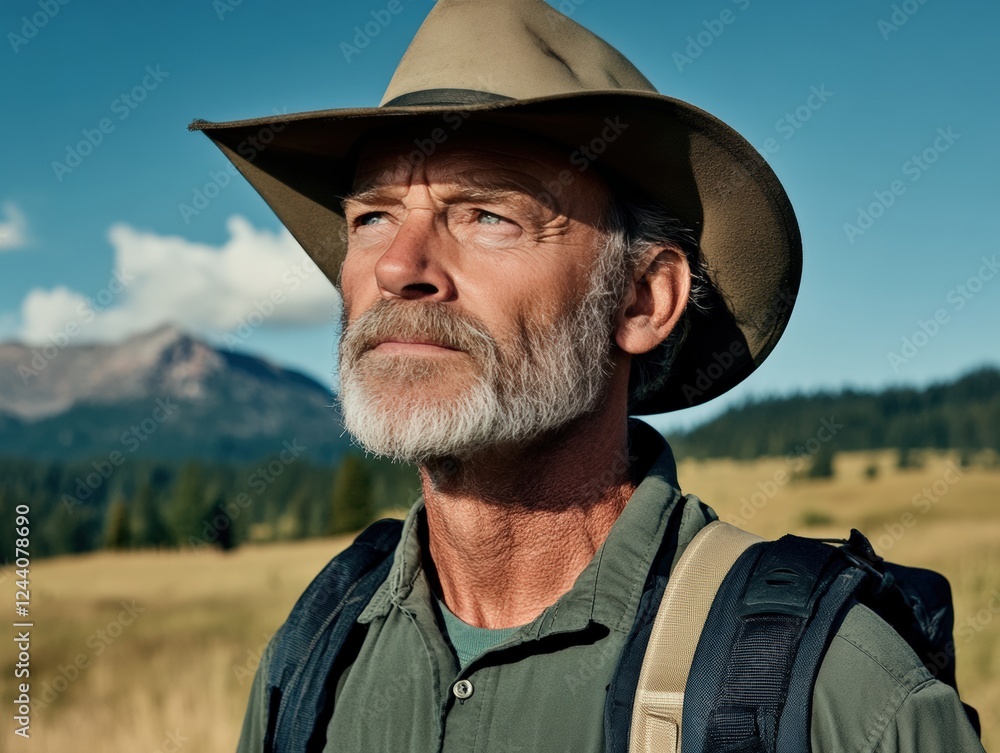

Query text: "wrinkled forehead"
[348, 122, 611, 215]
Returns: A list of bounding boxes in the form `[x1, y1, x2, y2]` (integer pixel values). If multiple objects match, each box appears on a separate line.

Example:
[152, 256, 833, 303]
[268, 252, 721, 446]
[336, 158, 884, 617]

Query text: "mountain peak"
[0, 324, 326, 422]
[132, 322, 191, 345]
[0, 322, 344, 462]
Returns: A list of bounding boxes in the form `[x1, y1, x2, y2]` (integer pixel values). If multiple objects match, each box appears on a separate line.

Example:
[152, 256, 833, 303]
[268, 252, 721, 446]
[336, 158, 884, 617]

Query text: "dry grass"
[1, 451, 997, 751]
[0, 537, 355, 752]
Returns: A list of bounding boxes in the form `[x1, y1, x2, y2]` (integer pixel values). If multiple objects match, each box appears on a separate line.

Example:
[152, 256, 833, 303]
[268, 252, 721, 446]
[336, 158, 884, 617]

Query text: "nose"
[374, 211, 456, 301]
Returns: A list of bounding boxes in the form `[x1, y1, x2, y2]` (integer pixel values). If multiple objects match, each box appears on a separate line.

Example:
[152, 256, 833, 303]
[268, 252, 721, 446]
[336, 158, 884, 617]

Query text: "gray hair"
[599, 194, 711, 407]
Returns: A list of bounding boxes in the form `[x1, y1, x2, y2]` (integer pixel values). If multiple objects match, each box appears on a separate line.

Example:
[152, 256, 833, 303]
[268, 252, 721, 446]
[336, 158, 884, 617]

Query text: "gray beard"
[336, 259, 621, 466]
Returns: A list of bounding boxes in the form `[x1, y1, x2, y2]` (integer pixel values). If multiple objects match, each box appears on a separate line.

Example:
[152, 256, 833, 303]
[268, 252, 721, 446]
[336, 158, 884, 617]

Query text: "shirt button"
[452, 679, 474, 700]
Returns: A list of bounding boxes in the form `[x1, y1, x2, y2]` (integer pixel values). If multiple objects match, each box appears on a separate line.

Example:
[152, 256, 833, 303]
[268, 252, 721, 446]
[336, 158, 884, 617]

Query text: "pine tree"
[166, 462, 211, 547]
[131, 482, 170, 549]
[897, 447, 923, 470]
[104, 497, 131, 550]
[329, 455, 374, 535]
[284, 486, 312, 540]
[806, 445, 836, 479]
[206, 488, 236, 551]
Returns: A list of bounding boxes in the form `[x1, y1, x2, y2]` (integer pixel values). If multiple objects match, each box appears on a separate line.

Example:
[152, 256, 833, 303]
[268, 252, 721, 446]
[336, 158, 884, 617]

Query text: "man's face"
[336, 127, 624, 465]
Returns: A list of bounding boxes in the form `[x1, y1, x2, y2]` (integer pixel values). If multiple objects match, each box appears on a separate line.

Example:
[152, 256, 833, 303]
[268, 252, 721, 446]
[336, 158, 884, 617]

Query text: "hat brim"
[189, 90, 801, 414]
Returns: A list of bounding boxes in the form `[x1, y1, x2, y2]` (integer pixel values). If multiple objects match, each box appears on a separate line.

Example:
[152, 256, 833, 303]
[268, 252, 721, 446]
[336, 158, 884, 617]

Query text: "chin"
[340, 380, 601, 467]
[338, 372, 499, 464]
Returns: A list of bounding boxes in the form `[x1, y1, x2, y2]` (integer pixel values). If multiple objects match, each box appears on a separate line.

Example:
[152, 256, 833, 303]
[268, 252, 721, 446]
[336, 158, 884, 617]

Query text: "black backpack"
[670, 529, 981, 752]
[258, 518, 980, 753]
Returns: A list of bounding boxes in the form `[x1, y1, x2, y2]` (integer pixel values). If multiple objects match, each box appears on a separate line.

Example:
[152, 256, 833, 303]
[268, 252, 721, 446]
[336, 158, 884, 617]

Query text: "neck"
[419, 403, 636, 629]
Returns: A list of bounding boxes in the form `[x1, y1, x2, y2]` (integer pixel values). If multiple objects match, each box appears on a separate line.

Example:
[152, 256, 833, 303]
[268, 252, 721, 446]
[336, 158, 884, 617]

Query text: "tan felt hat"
[189, 0, 801, 414]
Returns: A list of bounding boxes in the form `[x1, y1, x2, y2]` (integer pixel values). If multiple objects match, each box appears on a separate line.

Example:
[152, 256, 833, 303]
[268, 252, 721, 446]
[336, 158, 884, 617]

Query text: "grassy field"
[2, 450, 997, 752]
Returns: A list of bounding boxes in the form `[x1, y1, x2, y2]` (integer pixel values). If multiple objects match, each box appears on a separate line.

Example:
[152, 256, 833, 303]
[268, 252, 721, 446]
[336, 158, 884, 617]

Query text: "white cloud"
[20, 287, 90, 342]
[0, 202, 28, 251]
[18, 216, 341, 344]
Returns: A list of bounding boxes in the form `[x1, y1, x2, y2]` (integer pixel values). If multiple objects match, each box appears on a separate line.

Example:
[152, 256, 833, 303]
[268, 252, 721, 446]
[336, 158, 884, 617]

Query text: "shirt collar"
[359, 418, 694, 637]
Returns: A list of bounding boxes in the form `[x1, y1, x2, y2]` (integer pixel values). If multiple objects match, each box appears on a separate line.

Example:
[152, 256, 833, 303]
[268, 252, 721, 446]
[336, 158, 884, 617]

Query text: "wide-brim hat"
[189, 0, 801, 414]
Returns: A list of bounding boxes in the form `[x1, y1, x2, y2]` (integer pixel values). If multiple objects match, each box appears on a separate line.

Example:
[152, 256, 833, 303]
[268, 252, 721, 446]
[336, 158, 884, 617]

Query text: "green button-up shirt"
[237, 420, 984, 753]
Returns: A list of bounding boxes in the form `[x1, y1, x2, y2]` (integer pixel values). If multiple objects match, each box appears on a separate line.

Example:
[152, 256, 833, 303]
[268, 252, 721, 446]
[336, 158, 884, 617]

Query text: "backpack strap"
[629, 521, 763, 753]
[681, 535, 867, 753]
[264, 518, 403, 753]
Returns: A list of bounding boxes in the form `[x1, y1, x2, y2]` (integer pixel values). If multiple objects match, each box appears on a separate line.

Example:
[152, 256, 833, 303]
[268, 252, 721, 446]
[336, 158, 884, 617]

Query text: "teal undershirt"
[435, 597, 521, 670]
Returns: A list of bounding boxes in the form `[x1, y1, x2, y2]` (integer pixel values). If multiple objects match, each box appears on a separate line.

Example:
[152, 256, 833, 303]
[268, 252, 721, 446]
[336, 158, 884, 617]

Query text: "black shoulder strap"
[264, 518, 403, 753]
[680, 535, 866, 753]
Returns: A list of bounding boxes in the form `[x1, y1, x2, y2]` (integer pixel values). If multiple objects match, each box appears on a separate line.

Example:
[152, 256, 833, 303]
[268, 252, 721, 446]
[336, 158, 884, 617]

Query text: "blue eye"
[477, 211, 504, 225]
[357, 212, 384, 226]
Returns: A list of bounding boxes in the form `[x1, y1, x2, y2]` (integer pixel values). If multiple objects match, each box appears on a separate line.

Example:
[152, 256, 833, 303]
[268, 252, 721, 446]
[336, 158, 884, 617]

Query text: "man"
[191, 1, 984, 751]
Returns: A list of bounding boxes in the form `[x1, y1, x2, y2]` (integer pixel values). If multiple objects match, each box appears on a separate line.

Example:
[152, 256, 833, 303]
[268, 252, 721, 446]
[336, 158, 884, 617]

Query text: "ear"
[615, 246, 691, 355]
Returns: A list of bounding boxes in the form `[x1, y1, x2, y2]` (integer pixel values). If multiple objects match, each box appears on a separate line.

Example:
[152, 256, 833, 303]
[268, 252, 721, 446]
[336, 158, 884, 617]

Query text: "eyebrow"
[342, 171, 560, 213]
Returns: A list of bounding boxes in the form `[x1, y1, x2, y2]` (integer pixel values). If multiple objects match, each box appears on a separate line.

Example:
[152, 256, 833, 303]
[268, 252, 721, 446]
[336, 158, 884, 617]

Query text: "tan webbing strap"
[629, 521, 763, 753]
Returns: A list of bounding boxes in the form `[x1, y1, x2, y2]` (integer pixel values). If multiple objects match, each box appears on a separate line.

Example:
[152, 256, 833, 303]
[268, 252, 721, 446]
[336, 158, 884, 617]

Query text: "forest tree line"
[667, 367, 1000, 459]
[0, 451, 420, 561]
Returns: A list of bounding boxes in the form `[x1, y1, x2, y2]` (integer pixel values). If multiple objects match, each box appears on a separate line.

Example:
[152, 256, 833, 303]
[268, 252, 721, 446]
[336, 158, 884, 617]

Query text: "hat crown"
[380, 0, 657, 105]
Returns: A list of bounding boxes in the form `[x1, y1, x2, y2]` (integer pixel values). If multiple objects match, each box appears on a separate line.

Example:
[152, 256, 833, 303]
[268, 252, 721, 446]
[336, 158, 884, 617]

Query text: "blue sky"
[2, 0, 998, 433]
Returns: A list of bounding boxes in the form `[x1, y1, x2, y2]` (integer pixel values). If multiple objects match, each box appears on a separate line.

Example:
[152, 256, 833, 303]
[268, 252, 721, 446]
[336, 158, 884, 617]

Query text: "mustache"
[339, 300, 498, 363]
